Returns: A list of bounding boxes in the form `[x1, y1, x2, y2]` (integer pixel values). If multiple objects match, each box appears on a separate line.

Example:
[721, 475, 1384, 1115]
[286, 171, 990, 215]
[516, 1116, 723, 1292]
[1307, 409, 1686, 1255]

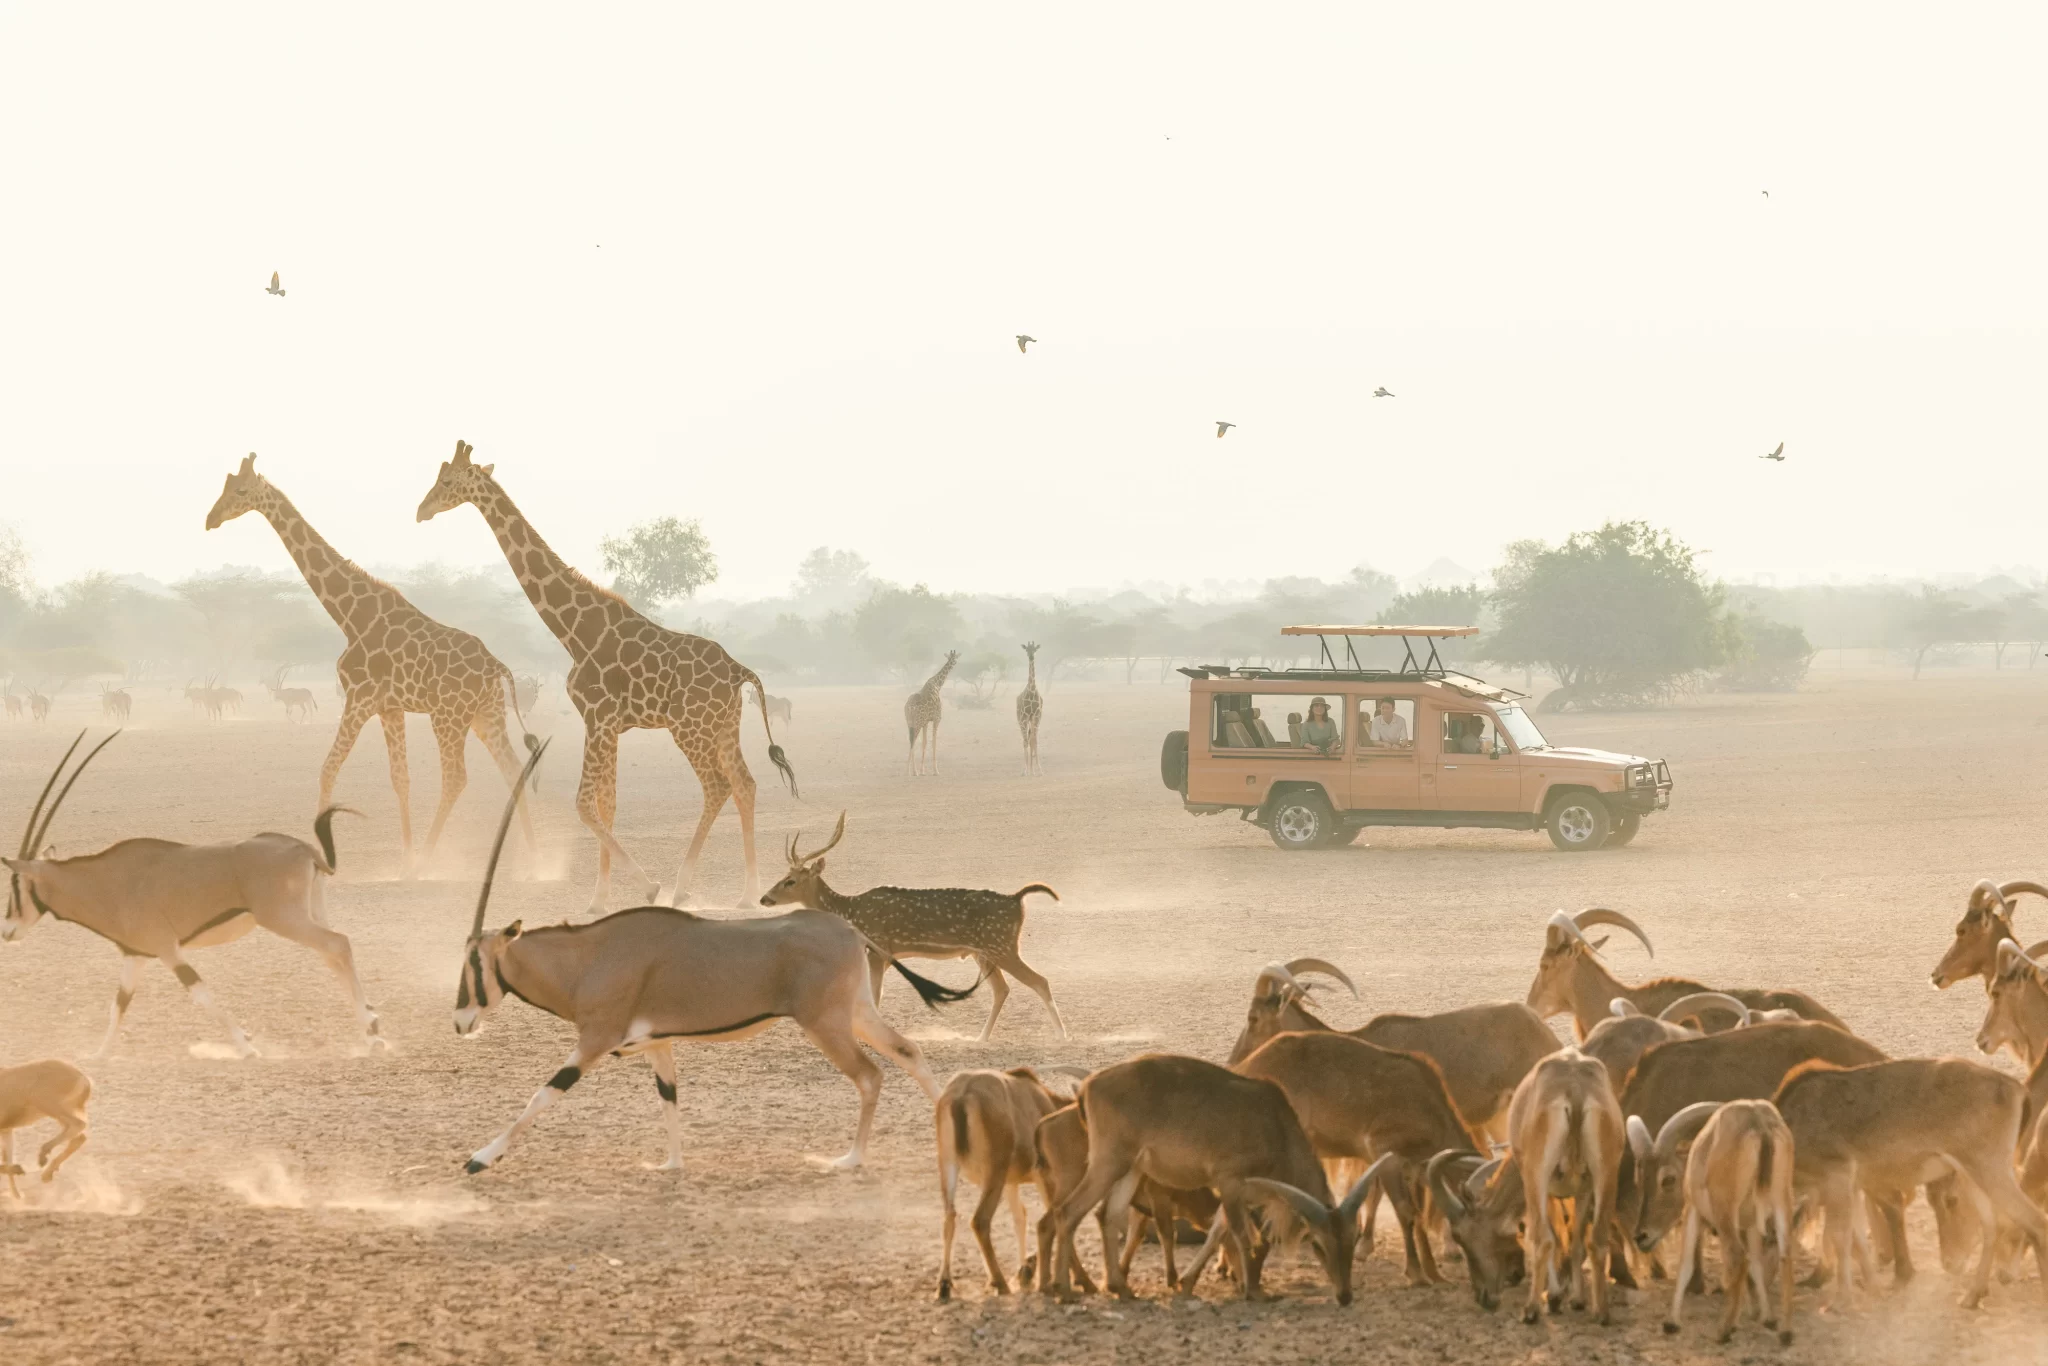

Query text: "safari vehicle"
[1157, 625, 1672, 852]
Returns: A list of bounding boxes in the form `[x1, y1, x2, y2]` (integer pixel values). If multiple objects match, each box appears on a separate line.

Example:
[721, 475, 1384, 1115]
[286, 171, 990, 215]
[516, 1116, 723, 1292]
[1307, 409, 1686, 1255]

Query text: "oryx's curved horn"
[29, 730, 120, 861]
[791, 810, 846, 866]
[1282, 957, 1359, 998]
[1572, 907, 1654, 958]
[19, 730, 85, 859]
[472, 738, 548, 939]
[1657, 992, 1752, 1028]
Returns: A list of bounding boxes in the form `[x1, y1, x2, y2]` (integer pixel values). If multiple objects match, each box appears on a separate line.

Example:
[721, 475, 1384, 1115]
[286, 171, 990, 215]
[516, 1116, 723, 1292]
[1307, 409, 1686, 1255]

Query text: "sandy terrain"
[3, 666, 2047, 1365]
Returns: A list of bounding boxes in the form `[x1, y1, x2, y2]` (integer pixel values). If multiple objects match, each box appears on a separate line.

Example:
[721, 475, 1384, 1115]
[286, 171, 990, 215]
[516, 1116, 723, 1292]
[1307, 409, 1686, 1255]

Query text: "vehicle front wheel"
[1605, 812, 1643, 847]
[1545, 794, 1612, 852]
[1268, 792, 1336, 851]
[1330, 824, 1365, 846]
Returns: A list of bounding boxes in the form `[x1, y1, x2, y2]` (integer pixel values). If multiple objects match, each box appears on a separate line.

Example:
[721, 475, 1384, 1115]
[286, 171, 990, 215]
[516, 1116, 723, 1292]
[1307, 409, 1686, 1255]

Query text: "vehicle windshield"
[1489, 702, 1548, 751]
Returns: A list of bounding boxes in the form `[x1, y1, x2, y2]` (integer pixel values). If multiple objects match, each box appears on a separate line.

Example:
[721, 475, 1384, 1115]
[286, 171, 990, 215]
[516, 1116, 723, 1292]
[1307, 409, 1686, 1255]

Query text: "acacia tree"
[1486, 522, 1729, 709]
[601, 516, 718, 609]
[852, 583, 963, 678]
[1896, 587, 2000, 679]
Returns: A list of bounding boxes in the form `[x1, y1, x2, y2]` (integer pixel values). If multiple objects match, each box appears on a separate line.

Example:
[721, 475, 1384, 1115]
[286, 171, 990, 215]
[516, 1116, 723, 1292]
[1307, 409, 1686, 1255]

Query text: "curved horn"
[1283, 957, 1359, 998]
[1970, 878, 2012, 913]
[1572, 908, 1654, 958]
[1653, 1100, 1722, 1156]
[1253, 961, 1307, 1000]
[1426, 1149, 1483, 1220]
[2022, 938, 2048, 962]
[1036, 1064, 1092, 1083]
[472, 739, 549, 939]
[791, 810, 846, 867]
[1466, 1154, 1507, 1201]
[1996, 938, 2048, 977]
[1609, 998, 1639, 1018]
[1339, 1152, 1400, 1224]
[1626, 1114, 1653, 1163]
[18, 730, 85, 859]
[1244, 1176, 1332, 1229]
[2001, 880, 2048, 907]
[784, 831, 799, 867]
[29, 730, 120, 860]
[1656, 992, 1752, 1029]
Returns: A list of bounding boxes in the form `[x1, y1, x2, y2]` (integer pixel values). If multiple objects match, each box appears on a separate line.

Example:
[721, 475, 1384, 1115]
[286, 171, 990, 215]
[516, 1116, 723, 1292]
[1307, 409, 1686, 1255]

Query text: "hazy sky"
[3, 6, 2043, 600]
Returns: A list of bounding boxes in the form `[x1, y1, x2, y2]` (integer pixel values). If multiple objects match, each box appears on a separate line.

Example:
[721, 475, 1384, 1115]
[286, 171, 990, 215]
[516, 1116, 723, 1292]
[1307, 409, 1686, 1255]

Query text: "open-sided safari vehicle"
[1158, 626, 1672, 851]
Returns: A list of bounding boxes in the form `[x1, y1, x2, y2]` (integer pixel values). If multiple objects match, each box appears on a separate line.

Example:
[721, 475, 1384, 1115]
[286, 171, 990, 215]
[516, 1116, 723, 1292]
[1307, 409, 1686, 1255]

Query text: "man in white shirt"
[1369, 697, 1410, 748]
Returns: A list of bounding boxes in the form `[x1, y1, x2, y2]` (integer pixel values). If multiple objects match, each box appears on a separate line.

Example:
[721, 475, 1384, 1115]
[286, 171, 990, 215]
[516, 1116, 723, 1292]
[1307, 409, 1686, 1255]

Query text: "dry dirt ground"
[4, 667, 2048, 1365]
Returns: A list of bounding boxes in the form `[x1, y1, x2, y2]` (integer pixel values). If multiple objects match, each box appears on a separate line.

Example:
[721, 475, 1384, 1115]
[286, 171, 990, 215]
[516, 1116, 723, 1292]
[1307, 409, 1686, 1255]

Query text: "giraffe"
[415, 441, 795, 910]
[206, 454, 538, 872]
[904, 650, 959, 776]
[1015, 641, 1043, 776]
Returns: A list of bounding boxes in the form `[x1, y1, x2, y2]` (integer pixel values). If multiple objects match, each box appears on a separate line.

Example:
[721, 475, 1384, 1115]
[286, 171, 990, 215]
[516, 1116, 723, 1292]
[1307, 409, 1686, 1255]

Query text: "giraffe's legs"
[472, 707, 540, 858]
[317, 694, 376, 814]
[577, 720, 656, 913]
[930, 718, 942, 775]
[378, 708, 416, 877]
[668, 731, 734, 909]
[420, 709, 470, 863]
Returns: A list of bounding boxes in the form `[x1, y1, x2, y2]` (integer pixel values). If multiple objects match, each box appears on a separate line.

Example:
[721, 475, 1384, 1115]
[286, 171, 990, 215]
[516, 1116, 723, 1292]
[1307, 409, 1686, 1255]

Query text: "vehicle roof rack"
[1278, 624, 1480, 676]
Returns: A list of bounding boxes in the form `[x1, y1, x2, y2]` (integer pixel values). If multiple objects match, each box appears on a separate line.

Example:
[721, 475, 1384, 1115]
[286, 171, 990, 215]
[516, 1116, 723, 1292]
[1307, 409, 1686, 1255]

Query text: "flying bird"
[1372, 387, 1394, 398]
[1761, 190, 1770, 199]
[265, 271, 286, 298]
[1016, 335, 1036, 353]
[1215, 421, 1235, 438]
[1761, 442, 1785, 461]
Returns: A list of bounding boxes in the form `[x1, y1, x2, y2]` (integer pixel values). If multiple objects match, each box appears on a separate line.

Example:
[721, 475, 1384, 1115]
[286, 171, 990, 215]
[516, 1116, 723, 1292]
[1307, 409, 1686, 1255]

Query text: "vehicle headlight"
[1630, 766, 1652, 786]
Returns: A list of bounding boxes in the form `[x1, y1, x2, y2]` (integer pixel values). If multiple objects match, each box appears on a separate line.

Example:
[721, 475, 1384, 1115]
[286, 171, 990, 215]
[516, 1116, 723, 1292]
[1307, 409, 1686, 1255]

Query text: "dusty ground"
[3, 665, 2048, 1365]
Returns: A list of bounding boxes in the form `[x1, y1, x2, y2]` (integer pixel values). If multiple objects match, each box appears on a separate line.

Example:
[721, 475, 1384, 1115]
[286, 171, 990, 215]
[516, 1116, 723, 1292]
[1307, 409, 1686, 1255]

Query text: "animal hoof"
[829, 1152, 862, 1171]
[937, 1280, 952, 1302]
[463, 1159, 487, 1175]
[1779, 1330, 1794, 1345]
[1522, 1306, 1542, 1326]
[1716, 1329, 1735, 1344]
[1663, 1321, 1679, 1335]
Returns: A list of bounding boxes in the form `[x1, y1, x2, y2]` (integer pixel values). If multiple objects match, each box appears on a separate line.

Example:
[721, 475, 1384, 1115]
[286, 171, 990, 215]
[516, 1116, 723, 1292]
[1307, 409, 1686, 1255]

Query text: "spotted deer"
[759, 813, 1067, 1039]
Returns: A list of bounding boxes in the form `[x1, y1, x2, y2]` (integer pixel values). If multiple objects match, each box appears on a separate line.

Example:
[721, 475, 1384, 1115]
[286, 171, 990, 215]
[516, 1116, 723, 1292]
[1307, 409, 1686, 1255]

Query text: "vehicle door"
[1202, 691, 1350, 810]
[1350, 695, 1421, 811]
[1431, 706, 1521, 812]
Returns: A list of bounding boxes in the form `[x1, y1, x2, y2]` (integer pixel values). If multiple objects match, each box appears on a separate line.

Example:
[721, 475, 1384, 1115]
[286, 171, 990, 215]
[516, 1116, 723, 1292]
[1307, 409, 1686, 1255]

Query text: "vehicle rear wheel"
[1330, 824, 1365, 846]
[1604, 812, 1643, 847]
[1268, 792, 1335, 851]
[1545, 794, 1612, 852]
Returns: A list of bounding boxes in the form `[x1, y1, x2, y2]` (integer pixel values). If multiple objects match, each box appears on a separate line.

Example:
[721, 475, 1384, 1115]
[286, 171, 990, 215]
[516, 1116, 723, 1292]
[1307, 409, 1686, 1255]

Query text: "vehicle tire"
[1605, 812, 1642, 848]
[1545, 793, 1612, 852]
[1267, 791, 1336, 851]
[1330, 825, 1365, 846]
[1160, 731, 1189, 792]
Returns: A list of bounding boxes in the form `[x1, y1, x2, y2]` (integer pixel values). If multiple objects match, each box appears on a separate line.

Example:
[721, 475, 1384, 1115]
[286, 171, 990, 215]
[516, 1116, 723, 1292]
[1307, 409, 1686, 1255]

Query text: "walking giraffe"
[904, 651, 959, 776]
[415, 441, 794, 910]
[206, 454, 537, 870]
[1014, 641, 1043, 776]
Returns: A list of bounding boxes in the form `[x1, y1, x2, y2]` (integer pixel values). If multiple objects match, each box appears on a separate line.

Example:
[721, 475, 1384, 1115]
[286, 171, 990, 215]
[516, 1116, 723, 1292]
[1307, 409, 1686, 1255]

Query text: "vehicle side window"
[1213, 694, 1342, 751]
[1441, 711, 1497, 755]
[1357, 697, 1415, 750]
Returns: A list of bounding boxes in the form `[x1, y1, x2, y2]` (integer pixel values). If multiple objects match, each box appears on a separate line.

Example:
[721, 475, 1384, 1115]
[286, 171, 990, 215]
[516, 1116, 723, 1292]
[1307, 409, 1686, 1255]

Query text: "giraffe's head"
[416, 440, 496, 523]
[204, 453, 269, 531]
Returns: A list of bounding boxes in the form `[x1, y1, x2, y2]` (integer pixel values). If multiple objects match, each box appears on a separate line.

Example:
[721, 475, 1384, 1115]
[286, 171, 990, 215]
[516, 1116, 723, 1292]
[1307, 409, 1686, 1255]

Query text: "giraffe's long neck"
[1026, 654, 1038, 689]
[254, 485, 398, 637]
[467, 479, 639, 658]
[927, 658, 957, 697]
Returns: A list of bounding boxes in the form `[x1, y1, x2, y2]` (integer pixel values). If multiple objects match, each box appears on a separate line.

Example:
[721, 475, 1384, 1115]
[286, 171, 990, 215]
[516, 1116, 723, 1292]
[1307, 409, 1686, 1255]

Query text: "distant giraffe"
[1015, 641, 1043, 776]
[416, 441, 795, 910]
[206, 454, 537, 872]
[905, 650, 960, 776]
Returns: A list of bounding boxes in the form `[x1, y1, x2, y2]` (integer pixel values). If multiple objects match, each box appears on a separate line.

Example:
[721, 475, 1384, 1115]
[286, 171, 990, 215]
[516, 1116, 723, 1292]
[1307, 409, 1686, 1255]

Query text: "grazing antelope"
[753, 690, 793, 727]
[1029, 1100, 1223, 1297]
[458, 746, 975, 1175]
[1529, 908, 1847, 1039]
[759, 814, 1066, 1039]
[935, 1066, 1076, 1300]
[1775, 1057, 2048, 1309]
[1507, 1049, 1627, 1325]
[98, 684, 131, 722]
[0, 1059, 92, 1198]
[264, 667, 318, 721]
[1047, 1054, 1378, 1303]
[0, 731, 384, 1057]
[1227, 958, 1558, 1140]
[1425, 1150, 1533, 1311]
[1932, 877, 2048, 989]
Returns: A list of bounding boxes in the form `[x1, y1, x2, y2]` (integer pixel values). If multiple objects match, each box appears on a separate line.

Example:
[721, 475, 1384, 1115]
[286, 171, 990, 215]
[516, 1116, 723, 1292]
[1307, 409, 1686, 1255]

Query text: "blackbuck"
[1973, 938, 2048, 1066]
[1047, 1053, 1376, 1303]
[1932, 877, 2048, 989]
[1580, 992, 1755, 1088]
[1226, 958, 1558, 1140]
[1, 731, 383, 1057]
[1234, 1030, 1485, 1286]
[1030, 1100, 1223, 1297]
[457, 747, 975, 1175]
[98, 685, 131, 722]
[935, 1066, 1084, 1300]
[0, 1059, 92, 1198]
[264, 668, 318, 721]
[759, 814, 1065, 1039]
[1644, 1100, 1797, 1345]
[1775, 1058, 2048, 1309]
[1528, 909, 1848, 1040]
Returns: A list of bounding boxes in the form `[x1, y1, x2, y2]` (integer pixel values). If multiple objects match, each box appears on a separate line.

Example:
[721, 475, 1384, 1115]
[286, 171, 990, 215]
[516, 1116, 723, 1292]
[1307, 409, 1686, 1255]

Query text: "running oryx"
[456, 743, 978, 1175]
[0, 731, 384, 1057]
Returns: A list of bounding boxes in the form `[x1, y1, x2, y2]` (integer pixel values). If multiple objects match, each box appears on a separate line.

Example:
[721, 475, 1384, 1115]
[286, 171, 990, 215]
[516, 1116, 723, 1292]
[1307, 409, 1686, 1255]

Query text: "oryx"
[456, 742, 978, 1175]
[1, 730, 384, 1058]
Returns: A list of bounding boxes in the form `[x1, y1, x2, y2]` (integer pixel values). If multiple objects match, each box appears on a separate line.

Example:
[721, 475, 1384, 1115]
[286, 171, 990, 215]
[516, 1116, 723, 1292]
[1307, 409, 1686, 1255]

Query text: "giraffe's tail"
[743, 668, 798, 798]
[501, 669, 541, 789]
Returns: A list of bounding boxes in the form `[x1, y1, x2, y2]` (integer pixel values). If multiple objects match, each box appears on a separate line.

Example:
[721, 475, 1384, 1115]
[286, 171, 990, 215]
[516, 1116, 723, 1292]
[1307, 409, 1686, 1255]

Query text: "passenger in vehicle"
[1367, 697, 1410, 748]
[1299, 697, 1338, 754]
[1448, 715, 1487, 754]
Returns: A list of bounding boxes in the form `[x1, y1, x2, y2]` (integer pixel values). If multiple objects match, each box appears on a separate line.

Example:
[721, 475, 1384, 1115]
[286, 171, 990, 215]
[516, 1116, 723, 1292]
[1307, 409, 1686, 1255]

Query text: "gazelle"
[0, 1059, 92, 1198]
[1, 731, 384, 1057]
[457, 746, 977, 1175]
[759, 814, 1066, 1038]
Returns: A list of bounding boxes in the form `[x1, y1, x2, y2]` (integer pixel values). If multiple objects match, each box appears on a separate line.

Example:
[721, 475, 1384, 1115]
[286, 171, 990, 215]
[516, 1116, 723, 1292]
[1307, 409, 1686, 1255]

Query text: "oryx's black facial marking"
[173, 963, 201, 988]
[655, 1075, 677, 1104]
[547, 1066, 581, 1091]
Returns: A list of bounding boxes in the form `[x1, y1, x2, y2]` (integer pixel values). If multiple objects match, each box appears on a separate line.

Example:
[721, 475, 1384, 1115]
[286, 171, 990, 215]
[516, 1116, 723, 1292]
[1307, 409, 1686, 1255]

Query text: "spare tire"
[1160, 731, 1189, 792]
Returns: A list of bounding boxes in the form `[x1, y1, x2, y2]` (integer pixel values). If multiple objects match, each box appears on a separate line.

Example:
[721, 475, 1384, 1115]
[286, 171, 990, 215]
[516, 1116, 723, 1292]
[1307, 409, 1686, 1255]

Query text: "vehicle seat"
[1251, 714, 1278, 747]
[1221, 716, 1255, 748]
[1286, 712, 1303, 745]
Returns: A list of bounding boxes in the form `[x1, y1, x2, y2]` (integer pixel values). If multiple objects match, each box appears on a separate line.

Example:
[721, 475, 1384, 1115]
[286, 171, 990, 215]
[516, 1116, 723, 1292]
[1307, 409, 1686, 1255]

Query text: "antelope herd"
[4, 714, 2048, 1351]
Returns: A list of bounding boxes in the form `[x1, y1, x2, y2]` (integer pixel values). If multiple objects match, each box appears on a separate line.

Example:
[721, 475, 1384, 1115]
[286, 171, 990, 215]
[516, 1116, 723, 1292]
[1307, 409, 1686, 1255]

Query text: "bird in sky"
[1016, 335, 1036, 353]
[265, 271, 286, 298]
[1215, 421, 1235, 438]
[1761, 442, 1786, 461]
[1372, 387, 1394, 398]
[1761, 190, 1770, 199]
